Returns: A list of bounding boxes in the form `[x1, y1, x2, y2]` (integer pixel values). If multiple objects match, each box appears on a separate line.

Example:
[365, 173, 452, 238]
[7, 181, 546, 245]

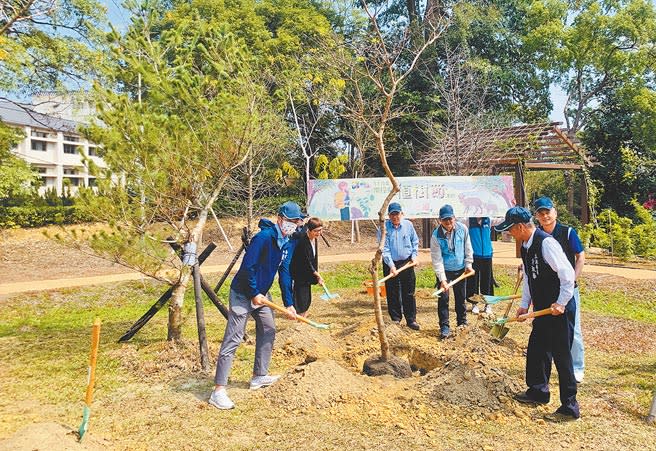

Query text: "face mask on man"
[281, 220, 298, 236]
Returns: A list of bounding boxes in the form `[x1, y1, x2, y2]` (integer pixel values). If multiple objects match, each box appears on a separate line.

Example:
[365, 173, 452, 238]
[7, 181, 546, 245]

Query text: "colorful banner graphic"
[307, 176, 514, 221]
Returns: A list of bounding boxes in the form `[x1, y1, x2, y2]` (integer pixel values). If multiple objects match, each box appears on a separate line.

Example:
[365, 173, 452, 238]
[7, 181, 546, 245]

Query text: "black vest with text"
[521, 229, 560, 310]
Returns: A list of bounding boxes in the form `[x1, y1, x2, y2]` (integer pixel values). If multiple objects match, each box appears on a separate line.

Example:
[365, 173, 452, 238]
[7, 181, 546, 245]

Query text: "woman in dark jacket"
[290, 217, 324, 316]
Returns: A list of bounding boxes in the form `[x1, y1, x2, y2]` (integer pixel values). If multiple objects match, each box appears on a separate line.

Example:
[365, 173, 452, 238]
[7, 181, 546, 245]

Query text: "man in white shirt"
[495, 206, 580, 422]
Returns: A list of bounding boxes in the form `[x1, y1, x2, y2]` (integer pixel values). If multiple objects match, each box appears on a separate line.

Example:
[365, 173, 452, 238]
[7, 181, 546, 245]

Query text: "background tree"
[581, 87, 656, 217]
[0, 0, 105, 98]
[0, 123, 37, 203]
[74, 3, 288, 342]
[528, 0, 656, 133]
[335, 0, 448, 363]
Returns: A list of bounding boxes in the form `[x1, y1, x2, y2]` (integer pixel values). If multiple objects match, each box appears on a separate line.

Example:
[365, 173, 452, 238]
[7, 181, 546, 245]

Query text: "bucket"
[364, 280, 386, 297]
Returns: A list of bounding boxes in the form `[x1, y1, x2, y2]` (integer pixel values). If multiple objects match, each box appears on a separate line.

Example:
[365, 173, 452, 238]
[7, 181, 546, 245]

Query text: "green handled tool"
[78, 317, 101, 441]
[490, 307, 553, 339]
[261, 299, 330, 330]
[319, 283, 340, 301]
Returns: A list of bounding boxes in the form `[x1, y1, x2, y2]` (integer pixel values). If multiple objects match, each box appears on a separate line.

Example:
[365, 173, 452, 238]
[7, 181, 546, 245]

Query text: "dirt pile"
[274, 323, 338, 362]
[418, 325, 524, 411]
[264, 359, 371, 411]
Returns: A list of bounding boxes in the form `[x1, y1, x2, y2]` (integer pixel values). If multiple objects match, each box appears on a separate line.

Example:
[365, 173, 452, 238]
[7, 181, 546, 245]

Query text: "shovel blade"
[320, 292, 339, 301]
[490, 323, 510, 340]
[78, 405, 90, 441]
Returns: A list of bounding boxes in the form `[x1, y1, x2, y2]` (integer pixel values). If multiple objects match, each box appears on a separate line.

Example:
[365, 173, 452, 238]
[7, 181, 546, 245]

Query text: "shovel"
[478, 293, 522, 305]
[319, 283, 340, 301]
[378, 260, 417, 284]
[432, 270, 475, 297]
[490, 307, 552, 340]
[490, 268, 523, 340]
[78, 317, 101, 441]
[260, 299, 330, 330]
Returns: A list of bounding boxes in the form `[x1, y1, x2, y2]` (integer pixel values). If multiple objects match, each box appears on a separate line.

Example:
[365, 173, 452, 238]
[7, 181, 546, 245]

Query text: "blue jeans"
[571, 287, 585, 380]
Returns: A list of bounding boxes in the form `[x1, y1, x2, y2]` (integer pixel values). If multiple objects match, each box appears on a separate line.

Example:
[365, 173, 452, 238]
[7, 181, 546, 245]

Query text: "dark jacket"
[231, 218, 288, 298]
[290, 233, 319, 285]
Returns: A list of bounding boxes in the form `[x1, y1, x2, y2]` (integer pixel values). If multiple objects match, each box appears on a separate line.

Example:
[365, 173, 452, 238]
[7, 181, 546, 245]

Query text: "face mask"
[281, 220, 297, 236]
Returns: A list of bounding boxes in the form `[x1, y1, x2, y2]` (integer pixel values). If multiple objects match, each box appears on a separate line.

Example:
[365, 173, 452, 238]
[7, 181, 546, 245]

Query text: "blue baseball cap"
[388, 202, 402, 214]
[278, 201, 306, 220]
[439, 204, 455, 220]
[533, 196, 554, 212]
[494, 206, 532, 232]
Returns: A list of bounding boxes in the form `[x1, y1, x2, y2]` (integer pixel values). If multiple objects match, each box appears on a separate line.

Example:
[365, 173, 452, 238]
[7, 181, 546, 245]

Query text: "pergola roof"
[416, 122, 595, 174]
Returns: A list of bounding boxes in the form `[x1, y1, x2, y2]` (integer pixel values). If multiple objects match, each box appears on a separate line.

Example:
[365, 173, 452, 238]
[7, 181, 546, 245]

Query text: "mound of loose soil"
[418, 326, 523, 411]
[274, 323, 338, 362]
[0, 422, 109, 451]
[264, 359, 371, 411]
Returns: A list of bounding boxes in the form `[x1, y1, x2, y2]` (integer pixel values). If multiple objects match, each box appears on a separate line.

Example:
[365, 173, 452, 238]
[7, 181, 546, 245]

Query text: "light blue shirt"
[379, 218, 419, 268]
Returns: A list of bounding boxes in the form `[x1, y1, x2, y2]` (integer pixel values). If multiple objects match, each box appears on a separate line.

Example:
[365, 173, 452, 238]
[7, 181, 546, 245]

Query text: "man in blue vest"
[533, 196, 585, 383]
[380, 202, 420, 330]
[208, 201, 304, 410]
[466, 217, 494, 315]
[495, 206, 580, 422]
[430, 204, 474, 339]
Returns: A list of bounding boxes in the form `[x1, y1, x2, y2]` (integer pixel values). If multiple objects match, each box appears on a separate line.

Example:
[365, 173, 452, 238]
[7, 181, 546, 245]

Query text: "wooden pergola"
[416, 121, 596, 223]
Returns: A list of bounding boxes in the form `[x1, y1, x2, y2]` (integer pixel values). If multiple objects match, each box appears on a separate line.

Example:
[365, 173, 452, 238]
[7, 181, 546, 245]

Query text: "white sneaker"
[208, 388, 234, 410]
[484, 305, 493, 314]
[250, 374, 281, 390]
[472, 305, 480, 314]
[574, 372, 584, 384]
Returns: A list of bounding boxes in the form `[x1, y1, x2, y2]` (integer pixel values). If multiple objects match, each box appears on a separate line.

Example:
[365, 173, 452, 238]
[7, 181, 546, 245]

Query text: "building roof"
[416, 122, 596, 174]
[0, 100, 79, 133]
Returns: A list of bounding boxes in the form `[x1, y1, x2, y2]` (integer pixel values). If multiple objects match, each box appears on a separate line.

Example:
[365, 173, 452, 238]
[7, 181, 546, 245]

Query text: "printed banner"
[307, 176, 515, 221]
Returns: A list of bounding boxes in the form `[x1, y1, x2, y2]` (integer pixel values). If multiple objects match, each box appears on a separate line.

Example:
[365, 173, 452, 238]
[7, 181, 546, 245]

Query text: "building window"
[64, 177, 81, 186]
[36, 167, 47, 174]
[31, 130, 49, 138]
[88, 146, 98, 157]
[63, 168, 78, 175]
[63, 135, 79, 142]
[31, 140, 47, 151]
[88, 178, 97, 187]
[63, 144, 78, 154]
[40, 177, 47, 187]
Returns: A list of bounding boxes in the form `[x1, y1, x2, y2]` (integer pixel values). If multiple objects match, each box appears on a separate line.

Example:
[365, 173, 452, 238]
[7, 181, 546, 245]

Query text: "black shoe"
[544, 410, 580, 422]
[407, 321, 420, 331]
[513, 392, 549, 405]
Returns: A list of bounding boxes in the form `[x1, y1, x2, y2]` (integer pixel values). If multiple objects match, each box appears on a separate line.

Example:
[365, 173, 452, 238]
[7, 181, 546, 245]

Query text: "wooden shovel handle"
[501, 267, 524, 318]
[84, 317, 101, 406]
[434, 269, 475, 296]
[378, 260, 417, 284]
[506, 307, 553, 324]
[260, 299, 316, 328]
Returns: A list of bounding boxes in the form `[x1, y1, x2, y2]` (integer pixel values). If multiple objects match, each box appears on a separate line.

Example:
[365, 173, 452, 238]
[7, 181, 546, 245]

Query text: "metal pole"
[210, 206, 234, 252]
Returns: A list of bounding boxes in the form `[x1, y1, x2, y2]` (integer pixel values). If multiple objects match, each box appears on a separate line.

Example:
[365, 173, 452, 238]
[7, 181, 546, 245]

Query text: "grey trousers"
[213, 289, 276, 386]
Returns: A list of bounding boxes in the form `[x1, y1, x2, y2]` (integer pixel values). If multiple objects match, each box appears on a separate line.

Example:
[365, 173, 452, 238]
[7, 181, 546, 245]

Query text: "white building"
[0, 100, 106, 195]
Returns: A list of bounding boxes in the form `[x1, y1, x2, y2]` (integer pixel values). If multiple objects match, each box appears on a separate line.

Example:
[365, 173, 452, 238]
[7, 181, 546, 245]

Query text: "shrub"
[0, 206, 93, 228]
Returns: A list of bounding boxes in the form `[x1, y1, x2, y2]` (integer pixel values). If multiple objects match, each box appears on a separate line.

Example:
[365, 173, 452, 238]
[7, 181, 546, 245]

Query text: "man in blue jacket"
[209, 201, 304, 410]
[466, 217, 495, 315]
[430, 204, 474, 339]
